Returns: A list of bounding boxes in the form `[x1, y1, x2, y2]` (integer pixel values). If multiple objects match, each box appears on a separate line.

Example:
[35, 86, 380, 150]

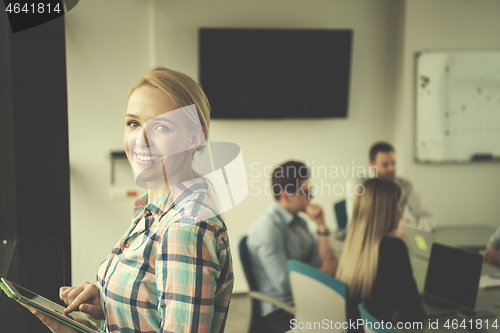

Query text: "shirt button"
[144, 208, 152, 216]
[124, 243, 130, 249]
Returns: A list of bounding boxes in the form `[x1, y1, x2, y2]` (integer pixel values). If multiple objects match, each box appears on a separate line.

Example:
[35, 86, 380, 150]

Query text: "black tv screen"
[199, 28, 353, 119]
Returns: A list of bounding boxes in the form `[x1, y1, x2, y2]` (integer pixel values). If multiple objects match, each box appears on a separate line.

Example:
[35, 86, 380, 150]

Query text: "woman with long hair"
[336, 178, 424, 329]
[24, 67, 233, 332]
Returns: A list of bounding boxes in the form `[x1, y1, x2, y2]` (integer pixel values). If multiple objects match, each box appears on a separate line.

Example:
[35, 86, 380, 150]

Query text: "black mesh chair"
[239, 236, 294, 333]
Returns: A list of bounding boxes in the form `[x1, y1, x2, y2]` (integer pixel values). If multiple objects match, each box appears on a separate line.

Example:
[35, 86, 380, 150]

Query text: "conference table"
[332, 225, 496, 253]
[408, 254, 500, 333]
[433, 225, 496, 251]
[331, 225, 500, 332]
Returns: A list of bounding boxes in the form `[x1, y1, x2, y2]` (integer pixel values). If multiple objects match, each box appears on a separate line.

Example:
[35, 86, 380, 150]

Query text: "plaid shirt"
[96, 178, 233, 332]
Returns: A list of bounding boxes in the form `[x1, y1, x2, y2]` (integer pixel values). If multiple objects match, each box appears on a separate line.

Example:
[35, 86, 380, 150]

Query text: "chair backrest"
[239, 236, 258, 291]
[239, 236, 264, 333]
[288, 260, 348, 333]
[333, 199, 348, 230]
[358, 303, 397, 333]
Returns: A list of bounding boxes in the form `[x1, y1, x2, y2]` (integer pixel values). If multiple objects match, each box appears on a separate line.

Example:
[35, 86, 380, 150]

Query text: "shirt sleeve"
[308, 237, 322, 269]
[155, 217, 222, 333]
[253, 222, 292, 295]
[487, 226, 500, 250]
[97, 285, 107, 333]
[405, 182, 436, 231]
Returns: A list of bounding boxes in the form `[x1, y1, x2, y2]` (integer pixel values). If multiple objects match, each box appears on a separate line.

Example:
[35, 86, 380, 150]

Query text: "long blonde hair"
[336, 179, 401, 301]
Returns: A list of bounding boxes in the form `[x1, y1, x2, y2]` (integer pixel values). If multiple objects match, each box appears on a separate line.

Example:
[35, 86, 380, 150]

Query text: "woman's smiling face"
[124, 85, 196, 187]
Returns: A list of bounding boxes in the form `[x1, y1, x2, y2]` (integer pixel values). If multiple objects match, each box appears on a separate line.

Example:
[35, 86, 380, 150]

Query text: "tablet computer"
[0, 277, 99, 333]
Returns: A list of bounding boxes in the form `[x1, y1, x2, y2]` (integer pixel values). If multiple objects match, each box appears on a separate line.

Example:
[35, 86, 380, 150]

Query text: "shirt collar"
[132, 177, 210, 218]
[272, 201, 295, 225]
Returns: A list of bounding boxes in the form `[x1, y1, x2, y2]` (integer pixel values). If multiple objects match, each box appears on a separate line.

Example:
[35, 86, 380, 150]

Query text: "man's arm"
[305, 204, 334, 261]
[305, 204, 338, 276]
[253, 223, 293, 294]
[405, 182, 435, 231]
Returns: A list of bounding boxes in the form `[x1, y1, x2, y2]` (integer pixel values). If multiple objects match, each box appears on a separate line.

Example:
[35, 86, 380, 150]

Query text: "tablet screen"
[14, 282, 66, 312]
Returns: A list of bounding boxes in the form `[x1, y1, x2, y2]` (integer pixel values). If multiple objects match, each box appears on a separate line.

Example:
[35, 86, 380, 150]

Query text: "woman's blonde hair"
[336, 178, 401, 302]
[127, 66, 210, 142]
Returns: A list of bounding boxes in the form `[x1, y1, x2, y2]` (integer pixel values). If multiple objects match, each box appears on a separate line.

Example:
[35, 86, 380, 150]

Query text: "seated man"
[485, 226, 500, 267]
[369, 142, 436, 231]
[247, 161, 338, 333]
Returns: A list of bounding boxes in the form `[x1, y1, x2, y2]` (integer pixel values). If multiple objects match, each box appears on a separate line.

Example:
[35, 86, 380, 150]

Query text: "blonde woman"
[24, 67, 233, 332]
[337, 178, 424, 330]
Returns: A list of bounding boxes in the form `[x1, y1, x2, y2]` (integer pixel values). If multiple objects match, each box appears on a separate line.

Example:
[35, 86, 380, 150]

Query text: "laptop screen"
[334, 200, 348, 230]
[424, 243, 483, 308]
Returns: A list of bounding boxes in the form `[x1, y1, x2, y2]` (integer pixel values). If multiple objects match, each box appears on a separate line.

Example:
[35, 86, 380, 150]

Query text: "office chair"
[239, 236, 294, 333]
[287, 260, 348, 333]
[333, 199, 348, 240]
[358, 303, 397, 333]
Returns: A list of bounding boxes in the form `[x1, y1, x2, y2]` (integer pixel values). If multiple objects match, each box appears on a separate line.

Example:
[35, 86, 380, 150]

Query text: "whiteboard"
[415, 51, 500, 163]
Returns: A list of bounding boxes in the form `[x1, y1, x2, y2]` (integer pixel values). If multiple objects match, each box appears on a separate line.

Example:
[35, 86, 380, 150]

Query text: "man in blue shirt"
[247, 161, 338, 333]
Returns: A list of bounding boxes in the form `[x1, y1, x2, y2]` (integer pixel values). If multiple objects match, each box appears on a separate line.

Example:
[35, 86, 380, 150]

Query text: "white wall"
[65, 0, 500, 294]
[150, 0, 401, 292]
[393, 0, 500, 227]
[65, 0, 151, 286]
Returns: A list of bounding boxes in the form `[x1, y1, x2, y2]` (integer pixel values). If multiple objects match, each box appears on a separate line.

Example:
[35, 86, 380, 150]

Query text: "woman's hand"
[20, 282, 103, 332]
[60, 282, 103, 321]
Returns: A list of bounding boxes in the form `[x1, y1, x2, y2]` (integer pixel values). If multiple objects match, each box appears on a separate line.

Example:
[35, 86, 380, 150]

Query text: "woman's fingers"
[61, 282, 90, 307]
[59, 286, 71, 302]
[63, 290, 90, 313]
[63, 283, 100, 316]
[60, 285, 85, 306]
[79, 303, 103, 320]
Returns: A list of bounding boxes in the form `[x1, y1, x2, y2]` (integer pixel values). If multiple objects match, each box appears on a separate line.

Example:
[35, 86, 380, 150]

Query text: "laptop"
[333, 199, 348, 240]
[420, 242, 483, 317]
[402, 224, 434, 259]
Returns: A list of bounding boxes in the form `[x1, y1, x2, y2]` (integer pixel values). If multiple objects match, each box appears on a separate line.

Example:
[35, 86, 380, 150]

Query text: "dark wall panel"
[0, 9, 71, 332]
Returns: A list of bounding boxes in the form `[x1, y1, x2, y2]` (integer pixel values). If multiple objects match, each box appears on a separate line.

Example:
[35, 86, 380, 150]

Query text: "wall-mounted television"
[199, 28, 353, 119]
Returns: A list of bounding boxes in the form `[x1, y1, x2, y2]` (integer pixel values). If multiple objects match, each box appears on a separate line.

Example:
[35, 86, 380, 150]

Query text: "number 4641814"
[5, 3, 61, 14]
[444, 318, 498, 330]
